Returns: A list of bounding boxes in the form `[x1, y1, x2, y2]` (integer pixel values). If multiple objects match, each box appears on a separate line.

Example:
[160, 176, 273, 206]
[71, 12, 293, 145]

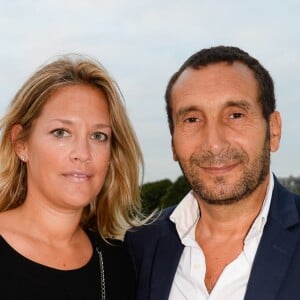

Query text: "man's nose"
[200, 121, 230, 155]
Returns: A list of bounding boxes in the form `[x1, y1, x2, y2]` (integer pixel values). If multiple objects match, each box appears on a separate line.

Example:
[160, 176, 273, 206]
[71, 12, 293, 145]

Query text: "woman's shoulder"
[86, 230, 127, 255]
[86, 230, 136, 299]
[87, 229, 135, 277]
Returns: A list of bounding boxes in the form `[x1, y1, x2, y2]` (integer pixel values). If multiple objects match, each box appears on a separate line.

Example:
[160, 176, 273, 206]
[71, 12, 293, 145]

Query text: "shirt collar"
[245, 172, 274, 241]
[170, 190, 199, 243]
[170, 173, 274, 244]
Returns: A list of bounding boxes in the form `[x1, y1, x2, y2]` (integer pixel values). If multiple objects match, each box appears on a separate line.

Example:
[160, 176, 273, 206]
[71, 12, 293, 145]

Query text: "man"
[125, 46, 300, 299]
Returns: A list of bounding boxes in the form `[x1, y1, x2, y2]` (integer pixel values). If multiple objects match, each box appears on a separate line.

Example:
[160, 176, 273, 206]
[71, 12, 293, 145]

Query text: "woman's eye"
[91, 132, 107, 141]
[51, 128, 69, 138]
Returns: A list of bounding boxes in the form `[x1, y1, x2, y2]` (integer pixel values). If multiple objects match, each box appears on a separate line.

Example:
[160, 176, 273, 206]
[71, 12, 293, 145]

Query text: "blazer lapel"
[245, 178, 300, 300]
[149, 222, 184, 300]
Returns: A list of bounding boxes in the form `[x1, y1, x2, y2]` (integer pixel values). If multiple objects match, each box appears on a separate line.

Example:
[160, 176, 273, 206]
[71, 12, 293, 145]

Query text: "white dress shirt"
[168, 174, 274, 300]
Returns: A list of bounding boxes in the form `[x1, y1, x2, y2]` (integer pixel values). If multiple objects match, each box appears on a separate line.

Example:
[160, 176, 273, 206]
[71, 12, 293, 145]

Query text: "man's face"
[171, 62, 281, 205]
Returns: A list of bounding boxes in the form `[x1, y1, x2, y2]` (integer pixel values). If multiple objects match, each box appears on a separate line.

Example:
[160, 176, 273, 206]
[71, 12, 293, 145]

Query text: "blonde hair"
[0, 54, 143, 240]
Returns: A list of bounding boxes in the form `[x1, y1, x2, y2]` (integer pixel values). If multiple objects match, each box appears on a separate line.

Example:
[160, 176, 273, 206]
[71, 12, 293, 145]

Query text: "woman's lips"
[62, 172, 92, 182]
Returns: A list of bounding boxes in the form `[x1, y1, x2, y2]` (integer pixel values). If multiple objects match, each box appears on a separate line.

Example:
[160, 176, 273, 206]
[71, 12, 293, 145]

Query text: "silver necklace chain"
[96, 247, 106, 300]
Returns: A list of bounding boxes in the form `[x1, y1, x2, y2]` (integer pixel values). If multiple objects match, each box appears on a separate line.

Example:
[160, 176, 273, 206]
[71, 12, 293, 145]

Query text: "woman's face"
[20, 84, 111, 213]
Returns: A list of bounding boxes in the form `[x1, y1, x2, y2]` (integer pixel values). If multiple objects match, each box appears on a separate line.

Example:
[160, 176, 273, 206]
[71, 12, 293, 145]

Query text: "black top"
[0, 231, 136, 299]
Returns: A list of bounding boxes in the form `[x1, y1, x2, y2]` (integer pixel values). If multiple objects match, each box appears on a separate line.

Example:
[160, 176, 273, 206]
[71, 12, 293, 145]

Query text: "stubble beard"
[178, 138, 270, 205]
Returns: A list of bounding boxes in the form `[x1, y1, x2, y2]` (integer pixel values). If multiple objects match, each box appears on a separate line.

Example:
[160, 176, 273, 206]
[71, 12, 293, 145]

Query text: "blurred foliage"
[161, 176, 191, 208]
[278, 176, 300, 194]
[289, 186, 300, 194]
[141, 176, 191, 215]
[141, 179, 172, 215]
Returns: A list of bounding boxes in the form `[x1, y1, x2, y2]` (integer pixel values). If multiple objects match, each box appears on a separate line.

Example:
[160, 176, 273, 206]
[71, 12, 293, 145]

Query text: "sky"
[0, 0, 299, 183]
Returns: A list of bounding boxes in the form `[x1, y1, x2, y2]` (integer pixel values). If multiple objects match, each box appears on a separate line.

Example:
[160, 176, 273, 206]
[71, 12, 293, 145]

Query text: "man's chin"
[199, 194, 245, 206]
[193, 180, 249, 205]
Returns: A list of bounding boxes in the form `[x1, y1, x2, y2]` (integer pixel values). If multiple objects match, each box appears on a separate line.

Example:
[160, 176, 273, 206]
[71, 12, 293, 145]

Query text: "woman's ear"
[11, 124, 27, 161]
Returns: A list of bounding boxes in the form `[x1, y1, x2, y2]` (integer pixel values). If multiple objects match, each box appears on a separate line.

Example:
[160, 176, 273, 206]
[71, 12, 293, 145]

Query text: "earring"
[19, 155, 26, 162]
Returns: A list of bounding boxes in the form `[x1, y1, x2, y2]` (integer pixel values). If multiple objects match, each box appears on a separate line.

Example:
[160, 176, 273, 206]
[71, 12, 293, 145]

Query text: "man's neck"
[195, 174, 270, 240]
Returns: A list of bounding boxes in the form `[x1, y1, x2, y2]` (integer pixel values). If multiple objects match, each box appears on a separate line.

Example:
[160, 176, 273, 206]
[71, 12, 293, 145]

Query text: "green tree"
[161, 175, 191, 208]
[289, 185, 300, 194]
[141, 179, 172, 214]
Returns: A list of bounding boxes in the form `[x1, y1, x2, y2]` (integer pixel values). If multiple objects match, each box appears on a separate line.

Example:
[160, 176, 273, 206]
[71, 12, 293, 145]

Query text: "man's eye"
[229, 112, 244, 119]
[91, 132, 107, 141]
[184, 117, 199, 123]
[51, 128, 69, 138]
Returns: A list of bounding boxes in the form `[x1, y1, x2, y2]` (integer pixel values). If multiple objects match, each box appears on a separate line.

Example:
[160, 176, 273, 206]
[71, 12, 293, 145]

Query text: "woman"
[0, 55, 143, 299]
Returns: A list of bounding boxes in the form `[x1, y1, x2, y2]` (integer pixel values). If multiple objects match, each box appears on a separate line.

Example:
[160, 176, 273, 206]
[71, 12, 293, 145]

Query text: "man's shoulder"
[275, 177, 300, 203]
[287, 189, 300, 211]
[271, 177, 300, 226]
[126, 205, 177, 240]
[139, 205, 177, 229]
[155, 205, 177, 221]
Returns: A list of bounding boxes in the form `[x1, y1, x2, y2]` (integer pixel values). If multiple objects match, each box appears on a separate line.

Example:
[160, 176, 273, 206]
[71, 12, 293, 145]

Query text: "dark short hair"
[165, 46, 276, 133]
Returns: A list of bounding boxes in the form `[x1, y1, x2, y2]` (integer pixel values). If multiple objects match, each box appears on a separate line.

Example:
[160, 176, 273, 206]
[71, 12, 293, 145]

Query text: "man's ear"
[10, 124, 27, 159]
[269, 111, 282, 153]
[171, 138, 178, 161]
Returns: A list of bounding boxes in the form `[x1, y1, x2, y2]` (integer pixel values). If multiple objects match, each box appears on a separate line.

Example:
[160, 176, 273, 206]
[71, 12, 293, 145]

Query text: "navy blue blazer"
[125, 176, 300, 300]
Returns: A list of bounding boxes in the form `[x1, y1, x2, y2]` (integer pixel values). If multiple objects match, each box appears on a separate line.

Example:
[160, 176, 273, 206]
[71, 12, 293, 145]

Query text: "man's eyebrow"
[174, 100, 251, 122]
[225, 100, 251, 109]
[175, 105, 200, 120]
